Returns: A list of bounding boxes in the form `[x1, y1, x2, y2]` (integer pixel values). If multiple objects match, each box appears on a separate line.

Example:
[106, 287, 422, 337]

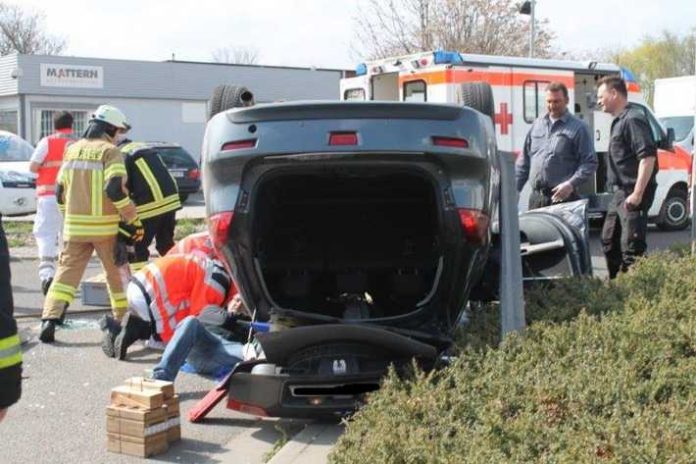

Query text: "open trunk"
[252, 168, 442, 321]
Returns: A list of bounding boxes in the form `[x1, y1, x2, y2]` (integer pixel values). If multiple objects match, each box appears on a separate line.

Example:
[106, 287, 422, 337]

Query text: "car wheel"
[208, 84, 255, 120]
[461, 82, 495, 122]
[656, 190, 689, 231]
[179, 193, 189, 203]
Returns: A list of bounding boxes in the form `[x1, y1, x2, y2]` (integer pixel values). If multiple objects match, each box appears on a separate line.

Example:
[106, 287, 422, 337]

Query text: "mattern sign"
[40, 64, 104, 89]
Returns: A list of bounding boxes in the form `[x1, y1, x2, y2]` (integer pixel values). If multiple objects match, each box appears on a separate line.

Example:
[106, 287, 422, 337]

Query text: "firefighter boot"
[114, 313, 151, 360]
[39, 319, 57, 343]
[99, 315, 122, 358]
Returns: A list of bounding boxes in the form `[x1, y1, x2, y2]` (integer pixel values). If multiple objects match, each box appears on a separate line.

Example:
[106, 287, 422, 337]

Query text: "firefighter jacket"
[56, 138, 138, 241]
[131, 255, 232, 342]
[34, 129, 75, 197]
[120, 142, 181, 220]
[0, 219, 21, 409]
[166, 231, 216, 259]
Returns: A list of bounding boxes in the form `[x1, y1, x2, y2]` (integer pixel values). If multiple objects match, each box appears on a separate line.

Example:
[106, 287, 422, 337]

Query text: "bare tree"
[0, 3, 65, 55]
[353, 0, 554, 60]
[211, 46, 260, 65]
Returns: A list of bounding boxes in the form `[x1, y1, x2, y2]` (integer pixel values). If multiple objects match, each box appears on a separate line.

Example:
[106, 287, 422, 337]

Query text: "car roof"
[139, 141, 183, 149]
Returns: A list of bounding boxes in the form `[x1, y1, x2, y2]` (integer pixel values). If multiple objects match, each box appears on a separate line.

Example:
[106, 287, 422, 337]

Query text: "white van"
[654, 75, 695, 156]
[0, 130, 36, 216]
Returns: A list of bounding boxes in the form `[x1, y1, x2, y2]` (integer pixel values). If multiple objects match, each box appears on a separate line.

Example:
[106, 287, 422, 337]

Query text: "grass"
[173, 218, 207, 240]
[330, 253, 696, 463]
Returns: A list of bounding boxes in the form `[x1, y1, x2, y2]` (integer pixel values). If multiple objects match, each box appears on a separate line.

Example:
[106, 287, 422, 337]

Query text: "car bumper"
[176, 179, 201, 194]
[0, 187, 36, 216]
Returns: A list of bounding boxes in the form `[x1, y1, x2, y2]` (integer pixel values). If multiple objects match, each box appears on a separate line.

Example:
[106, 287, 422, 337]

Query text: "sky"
[11, 0, 696, 70]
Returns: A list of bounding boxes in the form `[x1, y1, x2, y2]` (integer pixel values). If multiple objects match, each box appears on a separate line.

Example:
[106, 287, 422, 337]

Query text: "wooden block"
[107, 431, 168, 457]
[106, 404, 167, 424]
[124, 377, 175, 399]
[106, 416, 168, 438]
[111, 385, 164, 410]
[167, 424, 181, 443]
[164, 395, 180, 416]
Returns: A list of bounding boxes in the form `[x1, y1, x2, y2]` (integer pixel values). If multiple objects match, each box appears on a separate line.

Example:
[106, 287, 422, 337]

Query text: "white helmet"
[90, 105, 131, 130]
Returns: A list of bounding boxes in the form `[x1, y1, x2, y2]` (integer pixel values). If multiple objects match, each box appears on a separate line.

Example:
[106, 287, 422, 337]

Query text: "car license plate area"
[171, 170, 186, 178]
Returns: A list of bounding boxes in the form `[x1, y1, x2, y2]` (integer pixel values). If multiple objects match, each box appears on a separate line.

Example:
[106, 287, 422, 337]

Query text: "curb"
[267, 423, 344, 464]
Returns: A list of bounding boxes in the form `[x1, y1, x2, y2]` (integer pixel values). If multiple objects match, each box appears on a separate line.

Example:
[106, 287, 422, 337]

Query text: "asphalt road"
[2, 202, 690, 463]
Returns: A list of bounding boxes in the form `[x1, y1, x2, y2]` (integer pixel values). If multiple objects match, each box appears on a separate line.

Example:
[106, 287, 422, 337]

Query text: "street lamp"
[519, 0, 536, 58]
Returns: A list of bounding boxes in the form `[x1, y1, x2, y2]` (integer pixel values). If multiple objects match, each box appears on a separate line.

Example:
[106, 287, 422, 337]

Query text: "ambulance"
[340, 50, 692, 230]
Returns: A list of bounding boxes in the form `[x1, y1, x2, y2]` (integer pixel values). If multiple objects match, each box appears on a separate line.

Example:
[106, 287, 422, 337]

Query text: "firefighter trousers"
[130, 212, 176, 272]
[42, 237, 130, 321]
[32, 196, 63, 281]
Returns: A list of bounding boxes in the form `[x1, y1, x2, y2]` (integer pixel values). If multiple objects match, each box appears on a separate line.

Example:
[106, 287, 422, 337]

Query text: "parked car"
[201, 84, 590, 418]
[0, 131, 36, 216]
[141, 142, 201, 202]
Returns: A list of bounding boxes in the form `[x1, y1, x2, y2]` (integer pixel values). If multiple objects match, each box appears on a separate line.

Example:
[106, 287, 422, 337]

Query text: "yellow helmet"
[90, 105, 131, 130]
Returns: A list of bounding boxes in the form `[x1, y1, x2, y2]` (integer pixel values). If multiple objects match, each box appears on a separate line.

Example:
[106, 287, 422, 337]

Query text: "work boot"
[39, 320, 57, 343]
[99, 315, 121, 358]
[114, 313, 151, 360]
[41, 277, 53, 296]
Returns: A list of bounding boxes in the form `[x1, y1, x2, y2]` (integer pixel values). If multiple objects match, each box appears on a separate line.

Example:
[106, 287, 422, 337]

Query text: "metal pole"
[499, 151, 526, 336]
[529, 0, 536, 58]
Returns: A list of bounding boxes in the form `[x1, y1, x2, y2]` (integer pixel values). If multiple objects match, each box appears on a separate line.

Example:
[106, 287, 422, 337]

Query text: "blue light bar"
[355, 63, 367, 76]
[433, 50, 463, 65]
[620, 67, 637, 83]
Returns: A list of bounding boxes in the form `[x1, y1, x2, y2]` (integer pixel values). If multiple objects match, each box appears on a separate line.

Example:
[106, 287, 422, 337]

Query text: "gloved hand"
[126, 217, 145, 242]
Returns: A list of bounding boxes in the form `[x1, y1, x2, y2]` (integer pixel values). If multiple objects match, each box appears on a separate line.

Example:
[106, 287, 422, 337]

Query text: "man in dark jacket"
[0, 214, 22, 421]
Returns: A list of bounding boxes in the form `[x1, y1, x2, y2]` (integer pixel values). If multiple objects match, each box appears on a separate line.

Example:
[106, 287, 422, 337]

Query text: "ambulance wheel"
[461, 82, 495, 122]
[656, 189, 688, 231]
[209, 84, 255, 120]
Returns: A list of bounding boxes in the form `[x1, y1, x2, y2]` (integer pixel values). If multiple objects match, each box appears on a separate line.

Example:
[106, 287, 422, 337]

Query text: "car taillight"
[222, 139, 257, 151]
[187, 168, 200, 180]
[227, 399, 268, 417]
[329, 132, 358, 146]
[209, 212, 235, 251]
[458, 208, 489, 244]
[432, 136, 468, 148]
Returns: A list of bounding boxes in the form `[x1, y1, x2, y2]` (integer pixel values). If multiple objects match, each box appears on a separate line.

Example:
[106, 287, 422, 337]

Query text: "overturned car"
[201, 84, 590, 418]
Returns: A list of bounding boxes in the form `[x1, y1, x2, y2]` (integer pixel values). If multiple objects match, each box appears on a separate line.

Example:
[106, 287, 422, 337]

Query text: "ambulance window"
[344, 88, 366, 101]
[523, 81, 549, 123]
[403, 80, 427, 102]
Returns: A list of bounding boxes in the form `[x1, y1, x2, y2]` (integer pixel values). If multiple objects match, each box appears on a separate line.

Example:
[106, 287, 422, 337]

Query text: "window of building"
[344, 88, 366, 101]
[0, 110, 18, 134]
[523, 81, 550, 123]
[403, 80, 427, 102]
[38, 110, 88, 141]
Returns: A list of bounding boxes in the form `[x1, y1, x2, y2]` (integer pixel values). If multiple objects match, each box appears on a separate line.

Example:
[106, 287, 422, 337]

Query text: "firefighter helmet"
[90, 105, 131, 130]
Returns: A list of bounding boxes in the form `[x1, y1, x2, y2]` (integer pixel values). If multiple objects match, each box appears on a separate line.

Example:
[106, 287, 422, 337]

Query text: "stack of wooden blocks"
[107, 377, 181, 458]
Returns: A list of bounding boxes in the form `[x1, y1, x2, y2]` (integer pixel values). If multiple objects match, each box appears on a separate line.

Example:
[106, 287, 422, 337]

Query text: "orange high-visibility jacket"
[36, 129, 74, 197]
[132, 255, 231, 342]
[166, 231, 216, 259]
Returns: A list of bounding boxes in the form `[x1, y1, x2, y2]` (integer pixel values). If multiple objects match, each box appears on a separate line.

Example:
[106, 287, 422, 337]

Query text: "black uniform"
[0, 215, 22, 412]
[119, 142, 182, 270]
[601, 103, 658, 279]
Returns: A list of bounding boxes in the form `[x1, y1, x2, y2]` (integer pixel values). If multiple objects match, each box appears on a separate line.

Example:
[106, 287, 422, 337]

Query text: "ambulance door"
[340, 75, 370, 101]
[371, 72, 400, 101]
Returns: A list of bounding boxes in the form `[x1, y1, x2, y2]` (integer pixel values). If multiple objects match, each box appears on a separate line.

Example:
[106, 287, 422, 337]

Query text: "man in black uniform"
[0, 214, 22, 421]
[596, 76, 658, 278]
[118, 140, 182, 272]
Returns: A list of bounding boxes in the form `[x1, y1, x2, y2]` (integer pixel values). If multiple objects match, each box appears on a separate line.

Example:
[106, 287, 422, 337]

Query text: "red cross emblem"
[495, 102, 513, 135]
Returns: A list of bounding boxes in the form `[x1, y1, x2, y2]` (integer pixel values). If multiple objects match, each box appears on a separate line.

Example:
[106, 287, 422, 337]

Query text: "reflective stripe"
[104, 163, 126, 179]
[91, 170, 100, 215]
[135, 158, 164, 201]
[110, 291, 128, 309]
[63, 160, 102, 171]
[130, 261, 147, 273]
[42, 160, 63, 168]
[136, 194, 181, 219]
[65, 213, 120, 223]
[47, 282, 76, 303]
[0, 334, 21, 369]
[112, 196, 131, 210]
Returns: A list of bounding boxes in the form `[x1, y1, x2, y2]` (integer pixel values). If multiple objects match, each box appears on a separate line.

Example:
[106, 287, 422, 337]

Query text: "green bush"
[331, 254, 696, 463]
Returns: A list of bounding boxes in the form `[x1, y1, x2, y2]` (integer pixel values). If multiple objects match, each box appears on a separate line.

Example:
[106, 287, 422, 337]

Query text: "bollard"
[498, 151, 526, 336]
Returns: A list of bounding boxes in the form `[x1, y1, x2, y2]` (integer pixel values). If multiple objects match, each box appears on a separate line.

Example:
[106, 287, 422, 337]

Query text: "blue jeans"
[152, 316, 243, 382]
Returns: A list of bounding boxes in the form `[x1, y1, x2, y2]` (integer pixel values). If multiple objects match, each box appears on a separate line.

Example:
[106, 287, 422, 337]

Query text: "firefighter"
[117, 140, 182, 272]
[0, 214, 22, 421]
[100, 254, 234, 360]
[29, 111, 76, 294]
[40, 105, 144, 343]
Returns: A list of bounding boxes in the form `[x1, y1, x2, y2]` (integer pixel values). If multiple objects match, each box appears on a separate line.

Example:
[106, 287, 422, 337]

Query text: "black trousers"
[0, 216, 14, 319]
[601, 187, 655, 279]
[133, 212, 177, 264]
[528, 188, 579, 210]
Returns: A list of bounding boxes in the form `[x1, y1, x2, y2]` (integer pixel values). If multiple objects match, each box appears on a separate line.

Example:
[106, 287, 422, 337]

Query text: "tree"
[211, 46, 260, 65]
[0, 3, 65, 55]
[352, 0, 555, 60]
[608, 29, 696, 106]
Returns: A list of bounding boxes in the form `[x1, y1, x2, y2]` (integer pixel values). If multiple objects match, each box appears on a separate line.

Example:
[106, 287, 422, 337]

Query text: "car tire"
[656, 189, 689, 231]
[208, 84, 255, 120]
[461, 82, 495, 122]
[179, 193, 189, 203]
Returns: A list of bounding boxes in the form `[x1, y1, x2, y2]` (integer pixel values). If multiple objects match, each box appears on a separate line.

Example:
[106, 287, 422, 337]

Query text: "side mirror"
[665, 127, 675, 150]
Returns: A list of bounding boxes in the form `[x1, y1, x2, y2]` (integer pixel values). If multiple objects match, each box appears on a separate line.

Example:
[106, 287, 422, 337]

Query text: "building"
[0, 54, 349, 158]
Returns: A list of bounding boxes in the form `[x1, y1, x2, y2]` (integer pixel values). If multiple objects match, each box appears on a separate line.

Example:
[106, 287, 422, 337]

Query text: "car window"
[153, 147, 197, 167]
[0, 132, 34, 161]
[633, 103, 665, 144]
[659, 116, 693, 142]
